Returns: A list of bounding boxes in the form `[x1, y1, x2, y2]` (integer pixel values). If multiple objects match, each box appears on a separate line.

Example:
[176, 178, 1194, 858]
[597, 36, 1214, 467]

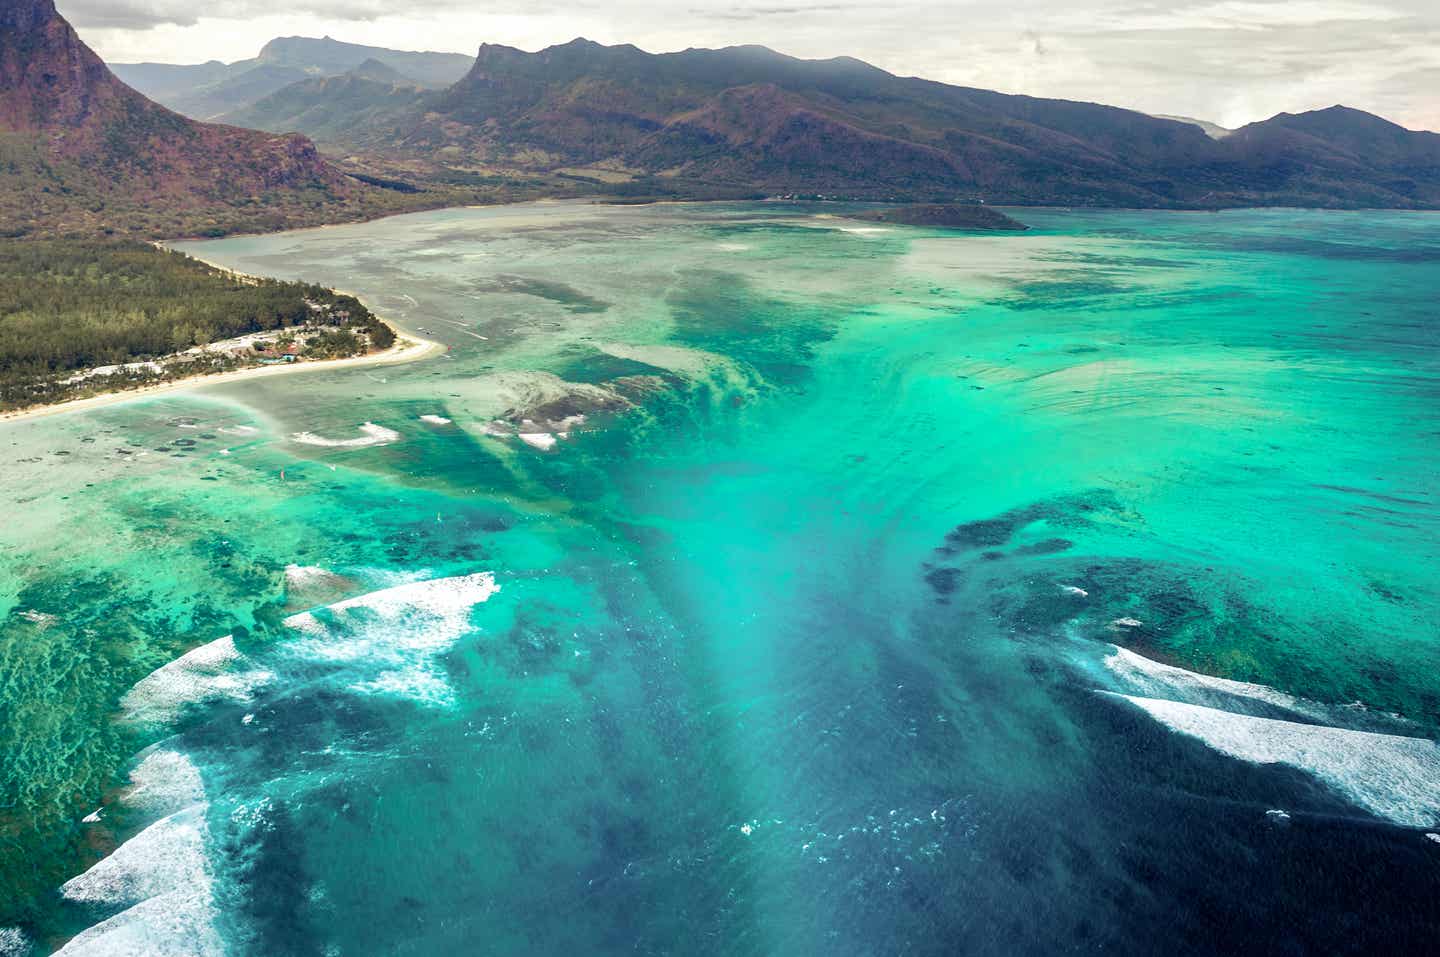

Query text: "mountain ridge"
[224, 36, 1440, 208]
[111, 35, 475, 120]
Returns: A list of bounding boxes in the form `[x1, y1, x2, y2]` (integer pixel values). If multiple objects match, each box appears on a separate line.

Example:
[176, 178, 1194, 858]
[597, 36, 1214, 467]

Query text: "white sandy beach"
[1, 249, 446, 426]
[0, 333, 445, 426]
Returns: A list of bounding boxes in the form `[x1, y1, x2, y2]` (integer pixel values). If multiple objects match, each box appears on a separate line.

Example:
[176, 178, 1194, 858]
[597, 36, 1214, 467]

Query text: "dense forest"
[0, 241, 395, 410]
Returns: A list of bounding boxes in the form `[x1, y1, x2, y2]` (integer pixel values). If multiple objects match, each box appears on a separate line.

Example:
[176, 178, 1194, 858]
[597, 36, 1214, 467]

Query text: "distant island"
[848, 204, 1029, 231]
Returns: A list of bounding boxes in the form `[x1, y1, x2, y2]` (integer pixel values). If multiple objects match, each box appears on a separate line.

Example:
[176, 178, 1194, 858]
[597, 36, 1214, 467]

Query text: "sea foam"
[121, 749, 206, 817]
[291, 422, 400, 448]
[121, 574, 500, 727]
[0, 928, 30, 957]
[58, 749, 220, 957]
[1111, 693, 1440, 827]
[1098, 643, 1418, 735]
[281, 572, 500, 705]
[66, 576, 501, 954]
[53, 885, 223, 957]
[120, 636, 274, 730]
[62, 807, 209, 908]
[1104, 645, 1315, 720]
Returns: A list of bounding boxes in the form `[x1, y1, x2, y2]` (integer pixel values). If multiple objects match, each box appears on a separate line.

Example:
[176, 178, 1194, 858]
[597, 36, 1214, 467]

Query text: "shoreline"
[0, 332, 444, 427]
[0, 247, 446, 426]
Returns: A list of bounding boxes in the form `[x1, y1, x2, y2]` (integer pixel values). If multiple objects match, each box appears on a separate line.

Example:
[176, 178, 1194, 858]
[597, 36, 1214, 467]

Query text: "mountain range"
[111, 36, 475, 121]
[218, 38, 1440, 209]
[4, 0, 1440, 245]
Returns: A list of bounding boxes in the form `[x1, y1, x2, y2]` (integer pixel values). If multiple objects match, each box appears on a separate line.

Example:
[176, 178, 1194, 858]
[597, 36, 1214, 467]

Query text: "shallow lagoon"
[2, 202, 1438, 954]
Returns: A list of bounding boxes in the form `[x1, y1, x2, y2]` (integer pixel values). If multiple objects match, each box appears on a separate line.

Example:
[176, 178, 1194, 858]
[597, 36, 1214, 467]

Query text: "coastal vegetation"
[0, 241, 396, 411]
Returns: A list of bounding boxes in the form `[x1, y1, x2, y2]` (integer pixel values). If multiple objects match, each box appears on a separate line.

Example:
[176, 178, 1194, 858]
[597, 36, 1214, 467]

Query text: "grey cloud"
[60, 1, 503, 30]
[60, 1, 201, 28]
[694, 6, 853, 22]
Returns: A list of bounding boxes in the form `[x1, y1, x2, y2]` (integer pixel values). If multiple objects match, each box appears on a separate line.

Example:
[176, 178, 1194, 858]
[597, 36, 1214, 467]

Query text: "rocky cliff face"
[1, 0, 120, 131]
[0, 0, 376, 236]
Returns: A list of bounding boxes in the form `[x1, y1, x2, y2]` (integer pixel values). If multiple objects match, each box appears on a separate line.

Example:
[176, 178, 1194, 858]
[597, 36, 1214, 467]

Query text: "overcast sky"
[62, 0, 1440, 131]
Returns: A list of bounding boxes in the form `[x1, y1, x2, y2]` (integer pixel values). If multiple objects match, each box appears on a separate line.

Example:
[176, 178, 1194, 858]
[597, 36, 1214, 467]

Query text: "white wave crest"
[58, 751, 219, 957]
[120, 574, 501, 733]
[282, 572, 500, 705]
[54, 885, 223, 957]
[419, 414, 452, 425]
[121, 749, 206, 818]
[0, 928, 31, 957]
[62, 807, 208, 908]
[1111, 693, 1440, 827]
[281, 572, 498, 642]
[291, 422, 400, 448]
[120, 636, 274, 730]
[1103, 646, 1313, 718]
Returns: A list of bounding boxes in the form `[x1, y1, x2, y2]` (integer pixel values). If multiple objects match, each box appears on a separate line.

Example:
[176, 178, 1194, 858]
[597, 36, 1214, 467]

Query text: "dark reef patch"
[936, 489, 1127, 558]
[472, 274, 610, 313]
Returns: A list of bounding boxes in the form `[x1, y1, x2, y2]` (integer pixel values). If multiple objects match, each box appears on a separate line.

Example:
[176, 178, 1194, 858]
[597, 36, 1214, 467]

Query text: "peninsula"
[0, 241, 433, 417]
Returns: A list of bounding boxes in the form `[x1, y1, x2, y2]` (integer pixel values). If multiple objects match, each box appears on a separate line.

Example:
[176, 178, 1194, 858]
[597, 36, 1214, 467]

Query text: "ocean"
[2, 202, 1437, 954]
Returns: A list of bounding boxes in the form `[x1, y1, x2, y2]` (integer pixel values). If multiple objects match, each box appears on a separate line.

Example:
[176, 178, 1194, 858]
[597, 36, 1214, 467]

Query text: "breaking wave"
[1109, 693, 1440, 828]
[1086, 642, 1440, 827]
[291, 422, 400, 448]
[54, 885, 223, 957]
[60, 573, 502, 954]
[121, 573, 500, 731]
[62, 808, 209, 908]
[120, 636, 273, 731]
[55, 750, 220, 957]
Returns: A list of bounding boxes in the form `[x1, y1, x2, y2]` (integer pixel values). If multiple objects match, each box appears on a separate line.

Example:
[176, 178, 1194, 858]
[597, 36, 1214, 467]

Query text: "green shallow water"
[1, 203, 1438, 955]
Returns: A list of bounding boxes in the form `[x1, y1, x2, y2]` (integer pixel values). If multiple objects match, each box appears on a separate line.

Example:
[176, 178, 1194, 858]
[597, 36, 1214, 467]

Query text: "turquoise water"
[2, 203, 1438, 954]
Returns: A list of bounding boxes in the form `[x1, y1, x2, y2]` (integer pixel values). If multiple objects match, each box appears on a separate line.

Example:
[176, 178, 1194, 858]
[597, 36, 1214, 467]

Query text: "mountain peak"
[348, 58, 408, 84]
[1252, 103, 1420, 140]
[1, 0, 366, 236]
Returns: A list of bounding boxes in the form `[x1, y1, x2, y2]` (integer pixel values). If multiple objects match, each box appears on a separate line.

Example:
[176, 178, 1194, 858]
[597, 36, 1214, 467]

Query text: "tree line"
[0, 240, 394, 409]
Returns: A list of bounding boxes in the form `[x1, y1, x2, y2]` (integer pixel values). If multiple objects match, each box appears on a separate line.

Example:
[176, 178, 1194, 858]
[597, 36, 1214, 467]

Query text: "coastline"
[0, 332, 444, 426]
[0, 247, 447, 426]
